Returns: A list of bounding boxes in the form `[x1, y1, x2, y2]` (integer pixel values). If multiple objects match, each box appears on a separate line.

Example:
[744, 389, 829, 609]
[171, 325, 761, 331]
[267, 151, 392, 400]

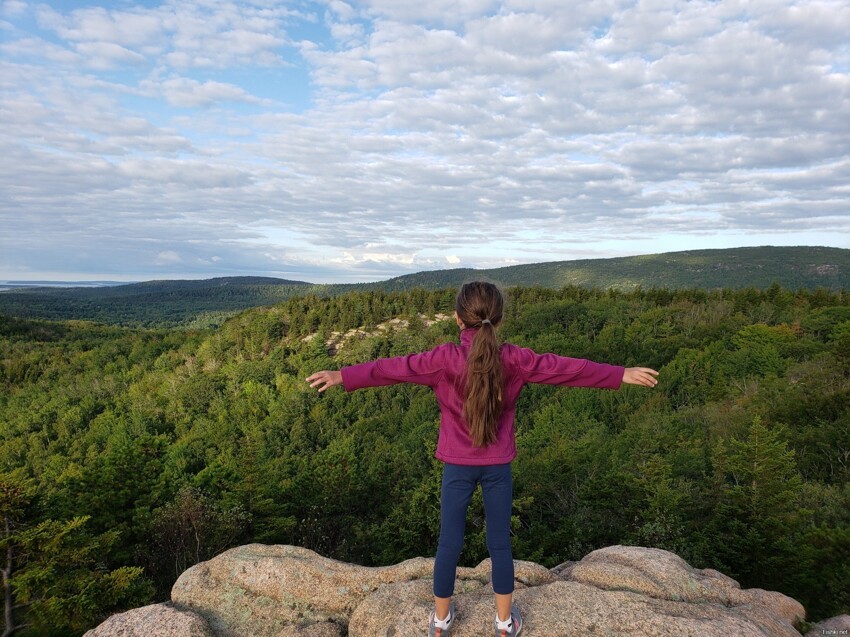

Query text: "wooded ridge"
[1, 246, 847, 327]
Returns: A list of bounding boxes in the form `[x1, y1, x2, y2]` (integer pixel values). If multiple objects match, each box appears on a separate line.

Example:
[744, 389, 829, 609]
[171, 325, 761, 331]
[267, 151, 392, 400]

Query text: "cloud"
[74, 41, 148, 69]
[153, 77, 264, 108]
[361, 0, 500, 26]
[0, 36, 79, 63]
[36, 5, 163, 47]
[2, 0, 849, 282]
[2, 0, 26, 18]
[155, 250, 182, 265]
[116, 157, 255, 188]
[33, 1, 298, 70]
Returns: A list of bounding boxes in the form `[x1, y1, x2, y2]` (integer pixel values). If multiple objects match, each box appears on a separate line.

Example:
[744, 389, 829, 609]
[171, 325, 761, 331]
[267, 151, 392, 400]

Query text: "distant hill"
[0, 277, 312, 327]
[367, 246, 850, 292]
[1, 246, 847, 327]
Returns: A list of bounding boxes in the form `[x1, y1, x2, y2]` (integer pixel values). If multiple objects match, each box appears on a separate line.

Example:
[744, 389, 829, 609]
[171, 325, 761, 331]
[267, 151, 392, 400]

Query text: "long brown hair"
[456, 281, 505, 447]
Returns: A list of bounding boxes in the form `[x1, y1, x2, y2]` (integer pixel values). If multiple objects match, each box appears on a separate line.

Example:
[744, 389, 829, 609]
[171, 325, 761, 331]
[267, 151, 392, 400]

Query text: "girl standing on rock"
[307, 281, 659, 637]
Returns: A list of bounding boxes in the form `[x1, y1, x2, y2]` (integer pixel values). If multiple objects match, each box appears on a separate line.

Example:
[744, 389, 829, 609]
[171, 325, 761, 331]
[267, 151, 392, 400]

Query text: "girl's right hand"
[622, 367, 659, 387]
[306, 370, 343, 392]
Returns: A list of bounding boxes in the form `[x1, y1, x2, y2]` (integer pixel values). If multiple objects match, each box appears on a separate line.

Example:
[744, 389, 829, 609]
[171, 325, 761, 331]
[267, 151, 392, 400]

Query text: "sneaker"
[428, 601, 456, 636]
[494, 604, 523, 636]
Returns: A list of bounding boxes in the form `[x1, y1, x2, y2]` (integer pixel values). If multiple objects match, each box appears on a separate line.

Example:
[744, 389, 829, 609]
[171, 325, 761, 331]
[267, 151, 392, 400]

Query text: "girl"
[307, 281, 658, 637]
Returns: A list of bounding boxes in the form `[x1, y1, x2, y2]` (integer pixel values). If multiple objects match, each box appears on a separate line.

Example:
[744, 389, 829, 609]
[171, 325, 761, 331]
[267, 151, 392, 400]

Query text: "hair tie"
[480, 319, 491, 326]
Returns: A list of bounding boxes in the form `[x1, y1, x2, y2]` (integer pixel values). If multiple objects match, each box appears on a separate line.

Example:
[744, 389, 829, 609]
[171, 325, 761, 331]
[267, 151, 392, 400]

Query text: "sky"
[1, 0, 848, 284]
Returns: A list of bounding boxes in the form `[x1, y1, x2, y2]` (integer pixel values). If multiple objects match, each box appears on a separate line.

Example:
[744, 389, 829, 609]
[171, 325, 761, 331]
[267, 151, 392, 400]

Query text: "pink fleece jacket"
[340, 328, 625, 466]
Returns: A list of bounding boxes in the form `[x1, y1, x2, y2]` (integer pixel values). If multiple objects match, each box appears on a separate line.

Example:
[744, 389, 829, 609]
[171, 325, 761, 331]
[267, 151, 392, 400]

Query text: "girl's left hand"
[306, 370, 343, 392]
[622, 367, 659, 387]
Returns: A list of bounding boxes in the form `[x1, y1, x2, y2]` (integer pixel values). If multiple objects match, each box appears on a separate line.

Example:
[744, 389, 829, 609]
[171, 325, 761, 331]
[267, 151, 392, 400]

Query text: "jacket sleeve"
[340, 346, 446, 391]
[513, 346, 624, 389]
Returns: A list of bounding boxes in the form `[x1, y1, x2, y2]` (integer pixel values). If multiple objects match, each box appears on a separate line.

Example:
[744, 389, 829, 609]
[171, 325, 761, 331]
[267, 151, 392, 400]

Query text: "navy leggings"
[433, 462, 514, 597]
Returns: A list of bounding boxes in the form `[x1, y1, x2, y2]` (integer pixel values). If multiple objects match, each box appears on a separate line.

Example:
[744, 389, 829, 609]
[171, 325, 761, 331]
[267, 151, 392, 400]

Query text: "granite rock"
[347, 544, 805, 637]
[82, 602, 215, 637]
[807, 614, 850, 635]
[85, 543, 809, 637]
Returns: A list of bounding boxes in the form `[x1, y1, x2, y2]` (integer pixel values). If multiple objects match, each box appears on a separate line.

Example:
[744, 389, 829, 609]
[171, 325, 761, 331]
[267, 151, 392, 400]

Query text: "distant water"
[0, 281, 131, 291]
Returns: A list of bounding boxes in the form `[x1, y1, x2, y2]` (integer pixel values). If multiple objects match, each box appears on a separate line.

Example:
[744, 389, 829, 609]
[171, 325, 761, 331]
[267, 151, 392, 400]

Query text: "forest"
[1, 283, 849, 635]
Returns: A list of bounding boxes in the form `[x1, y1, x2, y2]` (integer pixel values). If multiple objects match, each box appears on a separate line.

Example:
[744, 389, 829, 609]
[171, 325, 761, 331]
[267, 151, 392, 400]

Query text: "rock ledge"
[87, 544, 818, 637]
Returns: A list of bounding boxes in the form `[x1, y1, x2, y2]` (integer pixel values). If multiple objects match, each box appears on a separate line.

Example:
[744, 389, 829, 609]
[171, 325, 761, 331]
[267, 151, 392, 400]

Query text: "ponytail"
[456, 282, 505, 447]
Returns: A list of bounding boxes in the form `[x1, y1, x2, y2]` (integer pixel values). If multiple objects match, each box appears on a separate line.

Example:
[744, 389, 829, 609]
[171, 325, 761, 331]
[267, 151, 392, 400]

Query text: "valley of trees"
[1, 283, 849, 635]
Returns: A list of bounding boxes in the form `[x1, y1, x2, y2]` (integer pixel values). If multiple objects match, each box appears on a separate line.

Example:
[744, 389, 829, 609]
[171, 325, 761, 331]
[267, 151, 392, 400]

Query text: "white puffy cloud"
[155, 250, 182, 265]
[361, 0, 500, 26]
[74, 41, 148, 69]
[152, 77, 264, 107]
[1, 0, 26, 18]
[36, 4, 164, 47]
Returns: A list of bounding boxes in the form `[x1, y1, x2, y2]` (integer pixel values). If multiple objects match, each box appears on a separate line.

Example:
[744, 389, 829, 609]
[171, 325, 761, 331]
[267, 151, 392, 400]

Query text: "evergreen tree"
[0, 474, 151, 637]
[708, 417, 809, 590]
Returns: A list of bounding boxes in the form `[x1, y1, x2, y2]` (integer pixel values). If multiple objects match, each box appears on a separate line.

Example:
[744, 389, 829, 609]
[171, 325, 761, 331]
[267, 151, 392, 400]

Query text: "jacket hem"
[435, 450, 517, 466]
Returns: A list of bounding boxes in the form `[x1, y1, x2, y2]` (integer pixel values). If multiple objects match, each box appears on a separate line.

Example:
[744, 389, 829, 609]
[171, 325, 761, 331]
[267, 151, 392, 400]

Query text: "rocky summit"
[85, 543, 837, 636]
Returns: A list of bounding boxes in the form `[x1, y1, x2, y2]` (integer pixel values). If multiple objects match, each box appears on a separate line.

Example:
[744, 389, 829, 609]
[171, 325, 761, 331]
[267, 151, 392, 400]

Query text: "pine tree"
[709, 416, 808, 589]
[0, 474, 152, 637]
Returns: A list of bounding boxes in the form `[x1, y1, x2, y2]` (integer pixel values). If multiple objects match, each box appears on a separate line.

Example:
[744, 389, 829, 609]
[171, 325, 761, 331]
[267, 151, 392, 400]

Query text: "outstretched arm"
[306, 370, 342, 392]
[307, 346, 446, 393]
[622, 367, 659, 387]
[514, 346, 625, 389]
